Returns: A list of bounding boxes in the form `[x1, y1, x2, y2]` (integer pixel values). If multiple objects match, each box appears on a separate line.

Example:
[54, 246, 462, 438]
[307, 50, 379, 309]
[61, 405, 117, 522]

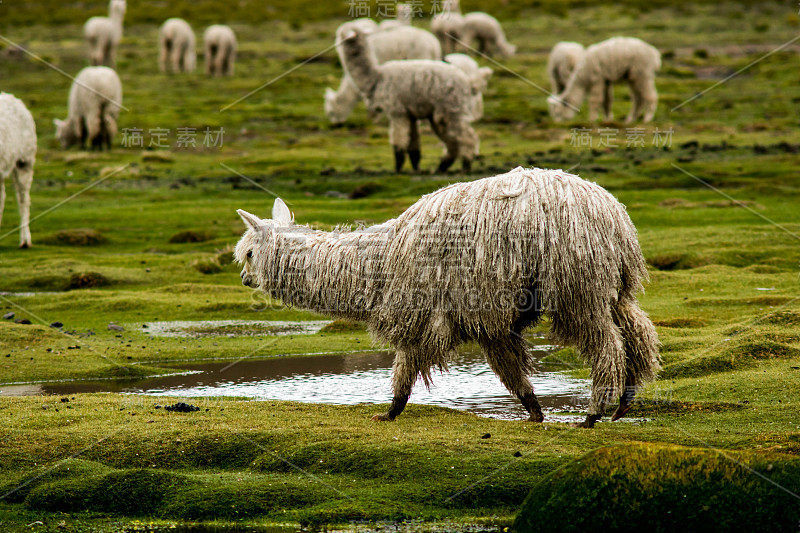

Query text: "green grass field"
[1, 1, 800, 531]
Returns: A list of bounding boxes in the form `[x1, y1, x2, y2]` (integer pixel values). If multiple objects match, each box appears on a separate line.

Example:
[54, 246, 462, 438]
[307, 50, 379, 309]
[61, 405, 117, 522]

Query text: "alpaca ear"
[342, 29, 358, 40]
[237, 209, 263, 231]
[272, 198, 293, 225]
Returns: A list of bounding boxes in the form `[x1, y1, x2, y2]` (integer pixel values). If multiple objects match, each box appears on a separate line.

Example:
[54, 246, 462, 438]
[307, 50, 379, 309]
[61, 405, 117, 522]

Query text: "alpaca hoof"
[572, 414, 601, 428]
[611, 403, 633, 421]
[528, 412, 544, 423]
[371, 413, 394, 422]
[19, 242, 30, 249]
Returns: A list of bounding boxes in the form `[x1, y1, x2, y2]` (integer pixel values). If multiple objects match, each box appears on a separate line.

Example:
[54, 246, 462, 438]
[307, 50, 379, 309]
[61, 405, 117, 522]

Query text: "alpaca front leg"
[408, 118, 421, 172]
[11, 166, 33, 248]
[603, 81, 614, 121]
[372, 350, 415, 421]
[480, 337, 543, 422]
[587, 83, 605, 122]
[389, 116, 412, 173]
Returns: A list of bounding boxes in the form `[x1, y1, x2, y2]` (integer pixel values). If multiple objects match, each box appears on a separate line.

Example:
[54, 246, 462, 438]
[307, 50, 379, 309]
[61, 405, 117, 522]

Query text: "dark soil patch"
[65, 272, 110, 290]
[39, 228, 108, 246]
[169, 230, 214, 244]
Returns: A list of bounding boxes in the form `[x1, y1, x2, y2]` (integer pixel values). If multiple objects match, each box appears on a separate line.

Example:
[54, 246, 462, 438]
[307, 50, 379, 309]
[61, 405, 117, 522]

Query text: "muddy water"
[1, 343, 590, 420]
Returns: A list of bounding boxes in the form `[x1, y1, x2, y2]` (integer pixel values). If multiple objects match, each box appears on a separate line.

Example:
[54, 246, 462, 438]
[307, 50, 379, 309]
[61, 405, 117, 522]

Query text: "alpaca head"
[235, 199, 294, 289]
[110, 0, 126, 19]
[53, 118, 78, 148]
[324, 87, 348, 125]
[547, 95, 577, 123]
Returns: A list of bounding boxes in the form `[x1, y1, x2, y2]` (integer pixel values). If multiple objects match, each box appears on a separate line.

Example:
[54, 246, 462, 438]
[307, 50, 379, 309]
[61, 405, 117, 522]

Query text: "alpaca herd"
[1, 3, 667, 428]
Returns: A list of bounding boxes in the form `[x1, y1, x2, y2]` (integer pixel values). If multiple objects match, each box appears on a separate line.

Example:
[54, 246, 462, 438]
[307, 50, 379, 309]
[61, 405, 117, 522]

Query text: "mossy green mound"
[514, 443, 800, 533]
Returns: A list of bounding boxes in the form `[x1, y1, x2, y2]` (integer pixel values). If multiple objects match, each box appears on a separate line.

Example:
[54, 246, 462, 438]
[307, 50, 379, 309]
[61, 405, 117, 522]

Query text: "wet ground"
[0, 344, 591, 420]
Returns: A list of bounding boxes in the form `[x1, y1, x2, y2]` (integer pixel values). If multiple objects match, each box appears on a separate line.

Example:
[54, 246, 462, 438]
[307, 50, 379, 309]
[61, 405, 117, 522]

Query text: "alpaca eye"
[246, 250, 253, 259]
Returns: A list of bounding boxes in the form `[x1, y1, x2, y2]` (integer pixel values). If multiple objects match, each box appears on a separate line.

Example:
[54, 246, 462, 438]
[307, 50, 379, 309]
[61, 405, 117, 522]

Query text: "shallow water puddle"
[2, 342, 591, 420]
[138, 319, 332, 338]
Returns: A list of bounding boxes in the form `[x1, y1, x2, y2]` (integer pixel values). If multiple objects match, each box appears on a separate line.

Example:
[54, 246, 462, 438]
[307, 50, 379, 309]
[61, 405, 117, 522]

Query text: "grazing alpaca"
[548, 37, 661, 123]
[431, 0, 464, 54]
[84, 0, 126, 67]
[0, 93, 36, 248]
[159, 18, 197, 73]
[460, 12, 516, 58]
[547, 41, 585, 94]
[324, 22, 442, 125]
[339, 28, 478, 173]
[235, 167, 661, 428]
[204, 24, 237, 76]
[54, 66, 122, 151]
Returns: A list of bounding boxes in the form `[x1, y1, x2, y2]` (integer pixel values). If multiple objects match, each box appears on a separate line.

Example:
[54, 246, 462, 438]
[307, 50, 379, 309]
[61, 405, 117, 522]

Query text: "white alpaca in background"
[460, 12, 516, 58]
[444, 53, 492, 120]
[339, 28, 477, 173]
[159, 18, 197, 73]
[235, 167, 660, 428]
[378, 3, 414, 30]
[0, 93, 36, 249]
[204, 25, 237, 76]
[431, 0, 464, 54]
[548, 37, 661, 123]
[84, 0, 126, 67]
[54, 67, 123, 151]
[324, 22, 442, 125]
[547, 41, 585, 94]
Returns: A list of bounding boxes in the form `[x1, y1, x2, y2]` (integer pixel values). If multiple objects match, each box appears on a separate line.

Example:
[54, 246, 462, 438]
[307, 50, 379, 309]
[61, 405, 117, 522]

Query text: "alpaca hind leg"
[431, 116, 461, 173]
[389, 115, 412, 173]
[372, 348, 417, 421]
[159, 39, 170, 72]
[611, 298, 661, 421]
[205, 43, 214, 75]
[480, 336, 542, 422]
[11, 164, 33, 248]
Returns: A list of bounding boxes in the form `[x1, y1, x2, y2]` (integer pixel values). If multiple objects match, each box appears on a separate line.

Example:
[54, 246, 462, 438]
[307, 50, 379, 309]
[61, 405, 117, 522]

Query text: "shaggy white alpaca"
[0, 93, 36, 248]
[377, 3, 414, 30]
[547, 41, 585, 94]
[548, 36, 661, 123]
[444, 53, 492, 120]
[204, 24, 237, 76]
[431, 0, 464, 55]
[235, 167, 660, 427]
[83, 0, 126, 67]
[54, 66, 122, 151]
[461, 12, 516, 58]
[339, 28, 477, 173]
[325, 23, 442, 125]
[159, 18, 196, 73]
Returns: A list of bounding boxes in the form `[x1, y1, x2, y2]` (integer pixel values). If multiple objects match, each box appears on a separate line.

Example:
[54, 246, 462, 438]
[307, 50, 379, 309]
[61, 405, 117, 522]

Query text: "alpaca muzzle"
[240, 271, 258, 288]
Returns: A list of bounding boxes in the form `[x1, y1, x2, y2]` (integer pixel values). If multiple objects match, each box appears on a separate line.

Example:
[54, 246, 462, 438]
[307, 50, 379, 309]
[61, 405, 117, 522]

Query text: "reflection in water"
[4, 346, 590, 420]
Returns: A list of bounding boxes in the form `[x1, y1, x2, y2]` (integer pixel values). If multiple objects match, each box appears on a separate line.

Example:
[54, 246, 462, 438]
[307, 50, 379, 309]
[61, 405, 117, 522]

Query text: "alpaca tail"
[613, 296, 661, 389]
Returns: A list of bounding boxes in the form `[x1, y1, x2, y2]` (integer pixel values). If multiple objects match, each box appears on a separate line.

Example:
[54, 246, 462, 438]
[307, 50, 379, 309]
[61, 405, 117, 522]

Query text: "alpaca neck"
[341, 39, 380, 96]
[110, 5, 125, 32]
[560, 74, 587, 108]
[445, 0, 461, 15]
[263, 226, 392, 320]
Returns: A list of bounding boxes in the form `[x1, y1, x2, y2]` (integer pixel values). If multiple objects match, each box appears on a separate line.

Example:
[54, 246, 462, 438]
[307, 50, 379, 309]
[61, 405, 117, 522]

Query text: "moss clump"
[762, 311, 800, 327]
[192, 258, 223, 274]
[39, 228, 108, 246]
[320, 319, 364, 333]
[168, 230, 214, 243]
[514, 443, 800, 533]
[647, 253, 710, 271]
[64, 272, 110, 290]
[349, 182, 382, 199]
